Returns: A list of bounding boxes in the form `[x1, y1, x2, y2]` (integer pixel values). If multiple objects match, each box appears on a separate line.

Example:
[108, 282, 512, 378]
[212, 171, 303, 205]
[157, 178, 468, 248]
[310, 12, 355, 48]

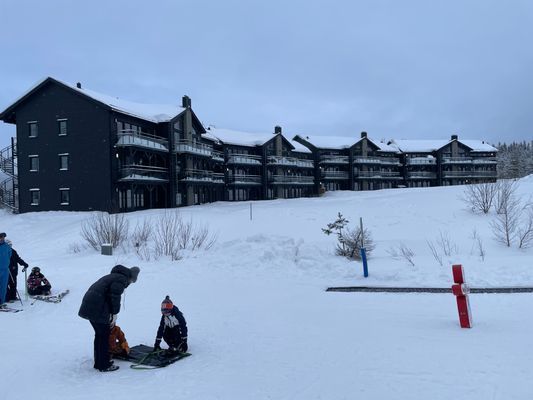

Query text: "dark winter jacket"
[9, 249, 28, 276]
[78, 265, 132, 324]
[156, 305, 188, 342]
[27, 272, 51, 291]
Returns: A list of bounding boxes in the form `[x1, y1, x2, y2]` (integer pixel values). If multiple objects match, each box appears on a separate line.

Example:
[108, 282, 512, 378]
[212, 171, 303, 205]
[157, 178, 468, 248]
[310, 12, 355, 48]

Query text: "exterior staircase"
[0, 138, 19, 213]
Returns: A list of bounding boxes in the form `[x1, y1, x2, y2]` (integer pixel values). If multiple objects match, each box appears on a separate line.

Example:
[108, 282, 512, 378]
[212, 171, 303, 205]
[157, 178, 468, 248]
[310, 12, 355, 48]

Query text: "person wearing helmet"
[153, 296, 188, 354]
[5, 239, 29, 302]
[27, 267, 51, 296]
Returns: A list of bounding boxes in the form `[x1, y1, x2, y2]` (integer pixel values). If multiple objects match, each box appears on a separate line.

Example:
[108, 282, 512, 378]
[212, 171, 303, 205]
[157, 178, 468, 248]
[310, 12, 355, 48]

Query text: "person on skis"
[27, 267, 51, 296]
[5, 240, 29, 302]
[153, 296, 188, 354]
[0, 232, 12, 307]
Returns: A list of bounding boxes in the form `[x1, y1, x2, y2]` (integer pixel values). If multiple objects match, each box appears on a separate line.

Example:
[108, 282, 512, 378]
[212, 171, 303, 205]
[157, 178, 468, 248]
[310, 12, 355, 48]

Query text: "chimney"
[361, 131, 367, 138]
[274, 125, 282, 134]
[451, 134, 458, 140]
[76, 82, 82, 89]
[182, 95, 191, 108]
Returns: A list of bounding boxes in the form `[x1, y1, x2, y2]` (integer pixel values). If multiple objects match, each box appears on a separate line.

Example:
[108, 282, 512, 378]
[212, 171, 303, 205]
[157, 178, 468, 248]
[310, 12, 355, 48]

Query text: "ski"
[0, 306, 23, 313]
[31, 289, 70, 304]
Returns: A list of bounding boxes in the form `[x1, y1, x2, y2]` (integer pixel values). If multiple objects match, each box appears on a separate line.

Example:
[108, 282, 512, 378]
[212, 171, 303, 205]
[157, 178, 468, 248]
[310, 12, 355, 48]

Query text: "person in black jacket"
[154, 296, 188, 354]
[5, 240, 29, 302]
[78, 264, 140, 372]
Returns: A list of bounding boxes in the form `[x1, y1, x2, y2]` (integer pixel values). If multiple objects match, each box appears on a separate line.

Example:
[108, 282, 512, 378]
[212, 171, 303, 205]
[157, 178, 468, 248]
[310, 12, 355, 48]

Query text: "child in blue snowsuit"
[153, 296, 188, 353]
[0, 232, 13, 306]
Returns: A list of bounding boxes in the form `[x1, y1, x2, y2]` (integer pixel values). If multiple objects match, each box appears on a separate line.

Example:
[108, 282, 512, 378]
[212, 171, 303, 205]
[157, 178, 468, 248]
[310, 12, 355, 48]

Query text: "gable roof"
[388, 138, 497, 153]
[205, 127, 278, 147]
[0, 77, 185, 124]
[294, 134, 399, 153]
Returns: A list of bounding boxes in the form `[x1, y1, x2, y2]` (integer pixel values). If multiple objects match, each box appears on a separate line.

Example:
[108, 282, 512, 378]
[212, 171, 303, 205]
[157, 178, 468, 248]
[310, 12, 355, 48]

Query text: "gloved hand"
[177, 337, 188, 353]
[22, 266, 28, 272]
[153, 339, 162, 351]
[109, 314, 118, 326]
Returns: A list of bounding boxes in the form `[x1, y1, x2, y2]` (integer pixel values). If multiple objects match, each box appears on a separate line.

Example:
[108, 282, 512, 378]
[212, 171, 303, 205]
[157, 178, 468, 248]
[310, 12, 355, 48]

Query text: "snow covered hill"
[1, 177, 532, 400]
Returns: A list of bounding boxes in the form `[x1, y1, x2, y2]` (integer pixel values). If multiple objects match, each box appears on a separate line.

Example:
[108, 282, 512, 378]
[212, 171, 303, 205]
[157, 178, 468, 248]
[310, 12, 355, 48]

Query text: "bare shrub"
[517, 206, 533, 249]
[337, 226, 375, 260]
[470, 229, 486, 261]
[153, 211, 182, 261]
[462, 182, 498, 214]
[67, 242, 88, 254]
[426, 240, 443, 266]
[81, 212, 129, 250]
[131, 218, 153, 260]
[387, 243, 415, 266]
[436, 230, 458, 256]
[491, 190, 521, 247]
[494, 180, 518, 214]
[190, 225, 218, 251]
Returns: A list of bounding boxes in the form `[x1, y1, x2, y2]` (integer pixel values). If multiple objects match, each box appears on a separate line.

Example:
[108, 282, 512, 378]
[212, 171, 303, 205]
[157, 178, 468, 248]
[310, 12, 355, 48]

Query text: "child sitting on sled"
[109, 323, 130, 359]
[153, 296, 188, 354]
[27, 267, 52, 296]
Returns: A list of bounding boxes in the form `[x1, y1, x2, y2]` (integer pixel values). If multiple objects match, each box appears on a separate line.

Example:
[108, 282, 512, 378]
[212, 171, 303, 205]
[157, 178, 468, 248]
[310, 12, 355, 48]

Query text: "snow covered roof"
[205, 127, 276, 147]
[459, 140, 497, 152]
[388, 139, 498, 153]
[290, 139, 312, 154]
[1, 77, 185, 124]
[295, 134, 399, 153]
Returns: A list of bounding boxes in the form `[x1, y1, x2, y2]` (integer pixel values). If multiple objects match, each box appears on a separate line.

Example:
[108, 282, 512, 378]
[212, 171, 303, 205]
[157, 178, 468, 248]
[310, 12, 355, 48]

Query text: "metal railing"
[116, 129, 169, 151]
[442, 170, 498, 178]
[406, 171, 437, 179]
[441, 157, 472, 164]
[406, 157, 437, 165]
[354, 171, 402, 179]
[0, 141, 18, 212]
[267, 156, 314, 168]
[227, 174, 262, 184]
[321, 171, 349, 179]
[319, 155, 349, 164]
[227, 154, 262, 165]
[179, 169, 225, 184]
[268, 175, 315, 184]
[353, 156, 383, 164]
[175, 140, 213, 157]
[118, 165, 169, 181]
[471, 158, 498, 164]
[211, 151, 225, 162]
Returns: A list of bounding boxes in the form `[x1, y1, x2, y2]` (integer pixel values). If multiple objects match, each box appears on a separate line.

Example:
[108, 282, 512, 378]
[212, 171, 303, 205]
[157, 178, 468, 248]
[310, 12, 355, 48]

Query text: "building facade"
[0, 77, 498, 213]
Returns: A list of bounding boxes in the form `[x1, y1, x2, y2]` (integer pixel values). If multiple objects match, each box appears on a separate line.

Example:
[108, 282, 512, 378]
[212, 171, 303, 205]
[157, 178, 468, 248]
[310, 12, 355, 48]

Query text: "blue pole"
[361, 247, 368, 277]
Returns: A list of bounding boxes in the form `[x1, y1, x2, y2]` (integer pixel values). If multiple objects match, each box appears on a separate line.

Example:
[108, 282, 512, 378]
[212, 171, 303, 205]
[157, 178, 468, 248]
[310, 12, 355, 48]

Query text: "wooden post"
[360, 217, 368, 277]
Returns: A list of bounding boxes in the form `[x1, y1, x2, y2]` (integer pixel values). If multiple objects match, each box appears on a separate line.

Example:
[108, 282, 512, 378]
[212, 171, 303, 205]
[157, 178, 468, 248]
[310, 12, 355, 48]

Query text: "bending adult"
[0, 232, 12, 307]
[78, 264, 140, 372]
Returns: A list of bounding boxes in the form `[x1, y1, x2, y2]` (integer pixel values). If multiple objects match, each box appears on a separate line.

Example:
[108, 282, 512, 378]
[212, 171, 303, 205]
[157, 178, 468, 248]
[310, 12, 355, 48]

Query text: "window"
[58, 119, 68, 136]
[59, 153, 69, 170]
[29, 155, 39, 172]
[59, 188, 70, 205]
[28, 121, 38, 138]
[30, 189, 40, 205]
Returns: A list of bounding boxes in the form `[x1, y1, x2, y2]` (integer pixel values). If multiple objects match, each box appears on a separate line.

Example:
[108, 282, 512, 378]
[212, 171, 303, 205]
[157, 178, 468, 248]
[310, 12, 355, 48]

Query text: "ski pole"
[8, 270, 24, 308]
[24, 268, 28, 300]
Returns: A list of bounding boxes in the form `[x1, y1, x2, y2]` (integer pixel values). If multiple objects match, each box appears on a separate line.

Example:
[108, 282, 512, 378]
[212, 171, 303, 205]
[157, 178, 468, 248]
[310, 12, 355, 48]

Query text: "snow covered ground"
[1, 177, 533, 400]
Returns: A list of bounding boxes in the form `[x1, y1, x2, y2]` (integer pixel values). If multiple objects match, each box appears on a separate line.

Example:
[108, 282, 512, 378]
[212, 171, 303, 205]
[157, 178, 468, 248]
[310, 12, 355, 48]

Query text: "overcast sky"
[1, 0, 532, 149]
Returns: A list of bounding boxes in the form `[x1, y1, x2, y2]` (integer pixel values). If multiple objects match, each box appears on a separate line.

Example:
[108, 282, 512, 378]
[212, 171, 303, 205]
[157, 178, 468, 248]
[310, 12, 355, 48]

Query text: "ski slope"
[1, 177, 533, 400]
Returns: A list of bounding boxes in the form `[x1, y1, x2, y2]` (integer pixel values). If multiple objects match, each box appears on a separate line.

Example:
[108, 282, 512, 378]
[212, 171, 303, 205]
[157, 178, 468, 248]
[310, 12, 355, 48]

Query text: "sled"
[114, 344, 191, 369]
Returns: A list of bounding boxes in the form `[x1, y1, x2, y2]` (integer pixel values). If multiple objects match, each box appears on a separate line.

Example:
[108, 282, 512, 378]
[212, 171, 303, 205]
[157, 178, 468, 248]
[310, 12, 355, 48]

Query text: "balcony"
[116, 130, 169, 152]
[227, 154, 262, 165]
[319, 155, 349, 164]
[353, 156, 384, 165]
[354, 171, 402, 179]
[227, 174, 262, 185]
[321, 171, 349, 179]
[406, 157, 436, 165]
[442, 170, 498, 178]
[442, 157, 472, 164]
[269, 175, 315, 185]
[406, 171, 437, 179]
[179, 169, 225, 184]
[175, 140, 213, 157]
[267, 156, 314, 168]
[118, 165, 169, 182]
[211, 151, 225, 162]
[471, 158, 498, 165]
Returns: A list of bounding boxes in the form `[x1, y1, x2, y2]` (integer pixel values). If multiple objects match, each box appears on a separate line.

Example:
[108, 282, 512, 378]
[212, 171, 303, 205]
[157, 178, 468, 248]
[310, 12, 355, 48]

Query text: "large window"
[59, 188, 70, 205]
[58, 119, 68, 136]
[30, 189, 40, 206]
[28, 121, 38, 138]
[29, 155, 39, 172]
[59, 153, 69, 170]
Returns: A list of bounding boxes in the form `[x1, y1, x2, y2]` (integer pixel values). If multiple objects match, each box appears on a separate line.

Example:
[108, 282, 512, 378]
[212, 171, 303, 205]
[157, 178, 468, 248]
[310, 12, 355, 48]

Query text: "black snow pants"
[90, 321, 111, 371]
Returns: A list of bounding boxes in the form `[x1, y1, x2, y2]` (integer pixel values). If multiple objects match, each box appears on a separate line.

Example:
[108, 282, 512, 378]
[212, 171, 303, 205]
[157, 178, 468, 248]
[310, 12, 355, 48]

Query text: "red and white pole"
[452, 264, 472, 328]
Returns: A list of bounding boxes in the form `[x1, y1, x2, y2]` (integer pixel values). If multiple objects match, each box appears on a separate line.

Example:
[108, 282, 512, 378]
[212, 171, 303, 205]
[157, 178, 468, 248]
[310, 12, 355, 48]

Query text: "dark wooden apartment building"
[0, 77, 497, 213]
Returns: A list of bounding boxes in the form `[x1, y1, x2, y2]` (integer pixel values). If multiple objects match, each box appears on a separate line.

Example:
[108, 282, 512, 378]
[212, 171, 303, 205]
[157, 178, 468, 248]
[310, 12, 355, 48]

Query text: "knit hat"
[0, 232, 6, 238]
[129, 266, 140, 283]
[31, 267, 41, 274]
[161, 296, 173, 314]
